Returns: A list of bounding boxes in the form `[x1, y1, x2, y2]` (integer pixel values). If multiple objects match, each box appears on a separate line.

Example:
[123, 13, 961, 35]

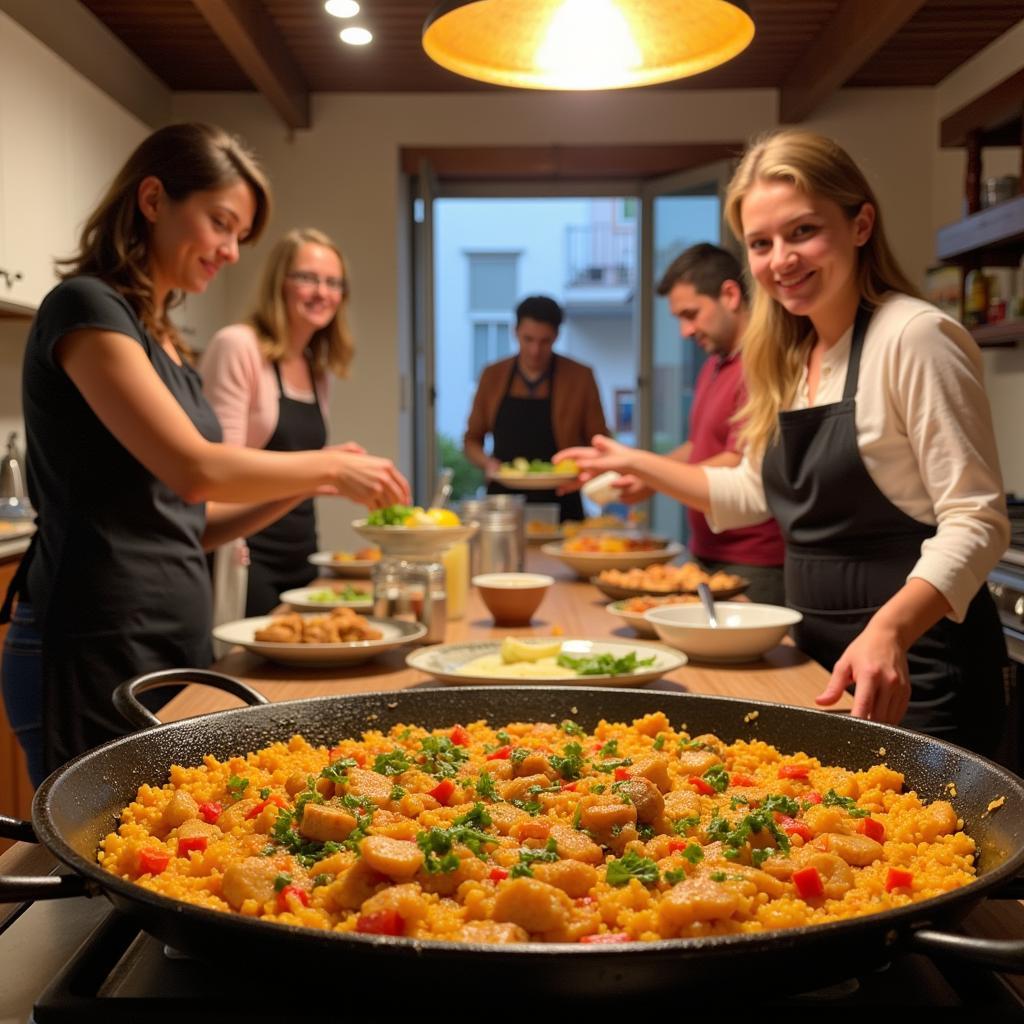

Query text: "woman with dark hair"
[1, 124, 409, 783]
[201, 228, 355, 615]
[558, 129, 1009, 755]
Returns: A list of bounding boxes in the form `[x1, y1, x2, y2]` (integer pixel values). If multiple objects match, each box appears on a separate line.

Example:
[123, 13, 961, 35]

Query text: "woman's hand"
[555, 435, 639, 482]
[816, 622, 911, 724]
[332, 452, 411, 509]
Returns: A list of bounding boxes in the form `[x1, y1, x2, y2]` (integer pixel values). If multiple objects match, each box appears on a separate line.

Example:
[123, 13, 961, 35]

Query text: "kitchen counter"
[159, 549, 848, 721]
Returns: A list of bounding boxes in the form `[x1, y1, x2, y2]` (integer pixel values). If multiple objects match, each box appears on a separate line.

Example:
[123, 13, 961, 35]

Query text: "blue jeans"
[1, 600, 46, 787]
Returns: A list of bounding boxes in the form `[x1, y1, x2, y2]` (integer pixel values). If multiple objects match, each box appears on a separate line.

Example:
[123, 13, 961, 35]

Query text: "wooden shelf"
[941, 69, 1024, 149]
[936, 194, 1024, 265]
[971, 321, 1022, 349]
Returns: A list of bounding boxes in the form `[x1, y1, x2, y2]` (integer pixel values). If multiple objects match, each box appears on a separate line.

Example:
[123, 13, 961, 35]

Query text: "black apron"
[761, 304, 1007, 755]
[244, 357, 327, 615]
[487, 355, 584, 522]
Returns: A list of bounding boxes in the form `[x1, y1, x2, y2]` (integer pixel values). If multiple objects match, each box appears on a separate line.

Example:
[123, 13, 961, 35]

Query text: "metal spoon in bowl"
[697, 582, 718, 628]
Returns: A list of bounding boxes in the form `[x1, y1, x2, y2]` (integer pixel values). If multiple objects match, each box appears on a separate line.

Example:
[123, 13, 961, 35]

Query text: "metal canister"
[484, 493, 526, 570]
[372, 556, 447, 644]
[475, 509, 521, 575]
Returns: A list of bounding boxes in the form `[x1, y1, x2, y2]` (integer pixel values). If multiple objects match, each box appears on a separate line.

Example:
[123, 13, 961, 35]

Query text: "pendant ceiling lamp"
[422, 0, 754, 91]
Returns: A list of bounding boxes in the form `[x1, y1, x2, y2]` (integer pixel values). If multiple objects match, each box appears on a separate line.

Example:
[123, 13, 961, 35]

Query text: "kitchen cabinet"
[936, 68, 1024, 348]
[0, 11, 146, 314]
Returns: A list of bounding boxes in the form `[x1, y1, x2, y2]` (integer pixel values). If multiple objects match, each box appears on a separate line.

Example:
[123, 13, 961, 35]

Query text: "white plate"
[212, 614, 426, 667]
[541, 540, 683, 578]
[280, 586, 374, 612]
[493, 472, 577, 491]
[308, 551, 378, 579]
[406, 637, 685, 686]
[352, 520, 478, 557]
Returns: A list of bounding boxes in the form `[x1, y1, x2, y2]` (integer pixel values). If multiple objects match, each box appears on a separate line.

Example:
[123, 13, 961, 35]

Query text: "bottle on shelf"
[963, 268, 990, 328]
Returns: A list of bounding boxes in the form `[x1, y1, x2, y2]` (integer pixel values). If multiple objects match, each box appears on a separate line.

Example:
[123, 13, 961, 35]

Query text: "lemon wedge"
[501, 636, 563, 664]
[554, 459, 579, 475]
[425, 507, 460, 526]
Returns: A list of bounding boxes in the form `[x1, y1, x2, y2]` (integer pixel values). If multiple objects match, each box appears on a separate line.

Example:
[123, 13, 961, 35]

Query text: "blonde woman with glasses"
[201, 228, 362, 614]
[558, 129, 1009, 757]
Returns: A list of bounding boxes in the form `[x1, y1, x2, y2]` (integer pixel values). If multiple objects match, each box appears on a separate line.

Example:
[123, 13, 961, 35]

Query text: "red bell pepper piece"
[276, 884, 310, 912]
[198, 801, 222, 824]
[613, 767, 632, 781]
[561, 782, 578, 792]
[689, 776, 715, 795]
[778, 765, 810, 780]
[731, 774, 756, 787]
[792, 866, 824, 900]
[428, 778, 455, 805]
[489, 867, 509, 881]
[356, 909, 405, 936]
[667, 839, 688, 853]
[138, 848, 170, 875]
[177, 836, 208, 856]
[580, 932, 632, 944]
[774, 813, 813, 841]
[859, 817, 886, 843]
[450, 725, 470, 747]
[245, 794, 287, 820]
[885, 867, 914, 892]
[487, 745, 512, 760]
[805, 791, 822, 804]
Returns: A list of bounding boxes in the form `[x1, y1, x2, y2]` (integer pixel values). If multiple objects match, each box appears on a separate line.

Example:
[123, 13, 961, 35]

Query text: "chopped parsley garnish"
[226, 775, 249, 801]
[730, 795, 752, 809]
[417, 736, 470, 779]
[592, 757, 633, 774]
[703, 765, 731, 793]
[678, 738, 713, 752]
[590, 784, 607, 795]
[637, 824, 655, 841]
[706, 809, 791, 858]
[389, 785, 407, 800]
[475, 771, 498, 801]
[509, 747, 531, 768]
[269, 808, 342, 867]
[560, 720, 585, 736]
[557, 651, 656, 676]
[454, 802, 492, 830]
[550, 742, 585, 781]
[664, 869, 686, 885]
[761, 794, 801, 817]
[672, 815, 700, 836]
[312, 873, 332, 888]
[605, 851, 660, 888]
[259, 787, 271, 800]
[416, 817, 496, 873]
[821, 789, 869, 818]
[710, 871, 748, 883]
[681, 843, 704, 865]
[373, 749, 412, 776]
[653, 735, 666, 751]
[510, 799, 543, 816]
[273, 873, 292, 892]
[320, 757, 358, 784]
[751, 848, 775, 867]
[398, 728, 412, 741]
[600, 738, 620, 757]
[510, 838, 560, 878]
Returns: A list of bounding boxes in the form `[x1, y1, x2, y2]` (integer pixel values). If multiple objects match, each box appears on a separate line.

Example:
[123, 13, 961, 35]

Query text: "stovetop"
[3, 896, 1023, 1022]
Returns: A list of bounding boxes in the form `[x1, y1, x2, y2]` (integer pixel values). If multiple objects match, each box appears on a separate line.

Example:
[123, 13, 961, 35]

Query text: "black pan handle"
[0, 873, 95, 903]
[113, 669, 270, 728]
[0, 814, 36, 843]
[909, 928, 1024, 971]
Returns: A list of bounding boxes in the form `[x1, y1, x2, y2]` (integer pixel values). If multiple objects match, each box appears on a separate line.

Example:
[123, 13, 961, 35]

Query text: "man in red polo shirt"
[623, 243, 785, 604]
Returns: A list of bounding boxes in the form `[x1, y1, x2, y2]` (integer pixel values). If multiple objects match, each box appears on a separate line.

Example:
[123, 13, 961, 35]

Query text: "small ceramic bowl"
[472, 572, 555, 626]
[644, 602, 803, 662]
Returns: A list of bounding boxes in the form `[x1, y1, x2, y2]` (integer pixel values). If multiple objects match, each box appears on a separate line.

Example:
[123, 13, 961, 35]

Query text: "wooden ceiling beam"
[191, 0, 310, 130]
[779, 0, 928, 124]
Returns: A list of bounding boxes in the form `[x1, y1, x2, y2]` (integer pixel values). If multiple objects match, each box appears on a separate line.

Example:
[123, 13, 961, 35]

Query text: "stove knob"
[1015, 595, 1024, 618]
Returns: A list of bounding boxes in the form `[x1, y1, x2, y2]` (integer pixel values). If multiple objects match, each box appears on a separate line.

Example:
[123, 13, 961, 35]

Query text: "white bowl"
[541, 539, 682, 579]
[644, 602, 803, 663]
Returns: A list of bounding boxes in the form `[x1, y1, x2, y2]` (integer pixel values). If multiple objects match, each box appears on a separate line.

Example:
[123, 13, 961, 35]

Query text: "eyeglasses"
[286, 270, 346, 293]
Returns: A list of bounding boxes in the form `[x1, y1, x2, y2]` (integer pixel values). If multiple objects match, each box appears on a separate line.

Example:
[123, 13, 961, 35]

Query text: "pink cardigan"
[199, 323, 330, 448]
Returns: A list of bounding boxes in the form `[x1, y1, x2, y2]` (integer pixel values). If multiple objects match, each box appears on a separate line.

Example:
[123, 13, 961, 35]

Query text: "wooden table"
[160, 549, 849, 722]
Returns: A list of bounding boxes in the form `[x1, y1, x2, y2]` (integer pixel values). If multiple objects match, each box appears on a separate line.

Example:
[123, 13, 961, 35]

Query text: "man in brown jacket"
[464, 295, 608, 520]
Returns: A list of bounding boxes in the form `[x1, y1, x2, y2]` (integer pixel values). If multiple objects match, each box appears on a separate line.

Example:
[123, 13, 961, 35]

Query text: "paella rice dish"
[97, 714, 977, 944]
[599, 563, 744, 593]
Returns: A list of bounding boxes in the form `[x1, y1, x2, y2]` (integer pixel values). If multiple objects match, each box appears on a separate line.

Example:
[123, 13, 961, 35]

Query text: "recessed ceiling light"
[340, 26, 373, 45]
[325, 0, 360, 17]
